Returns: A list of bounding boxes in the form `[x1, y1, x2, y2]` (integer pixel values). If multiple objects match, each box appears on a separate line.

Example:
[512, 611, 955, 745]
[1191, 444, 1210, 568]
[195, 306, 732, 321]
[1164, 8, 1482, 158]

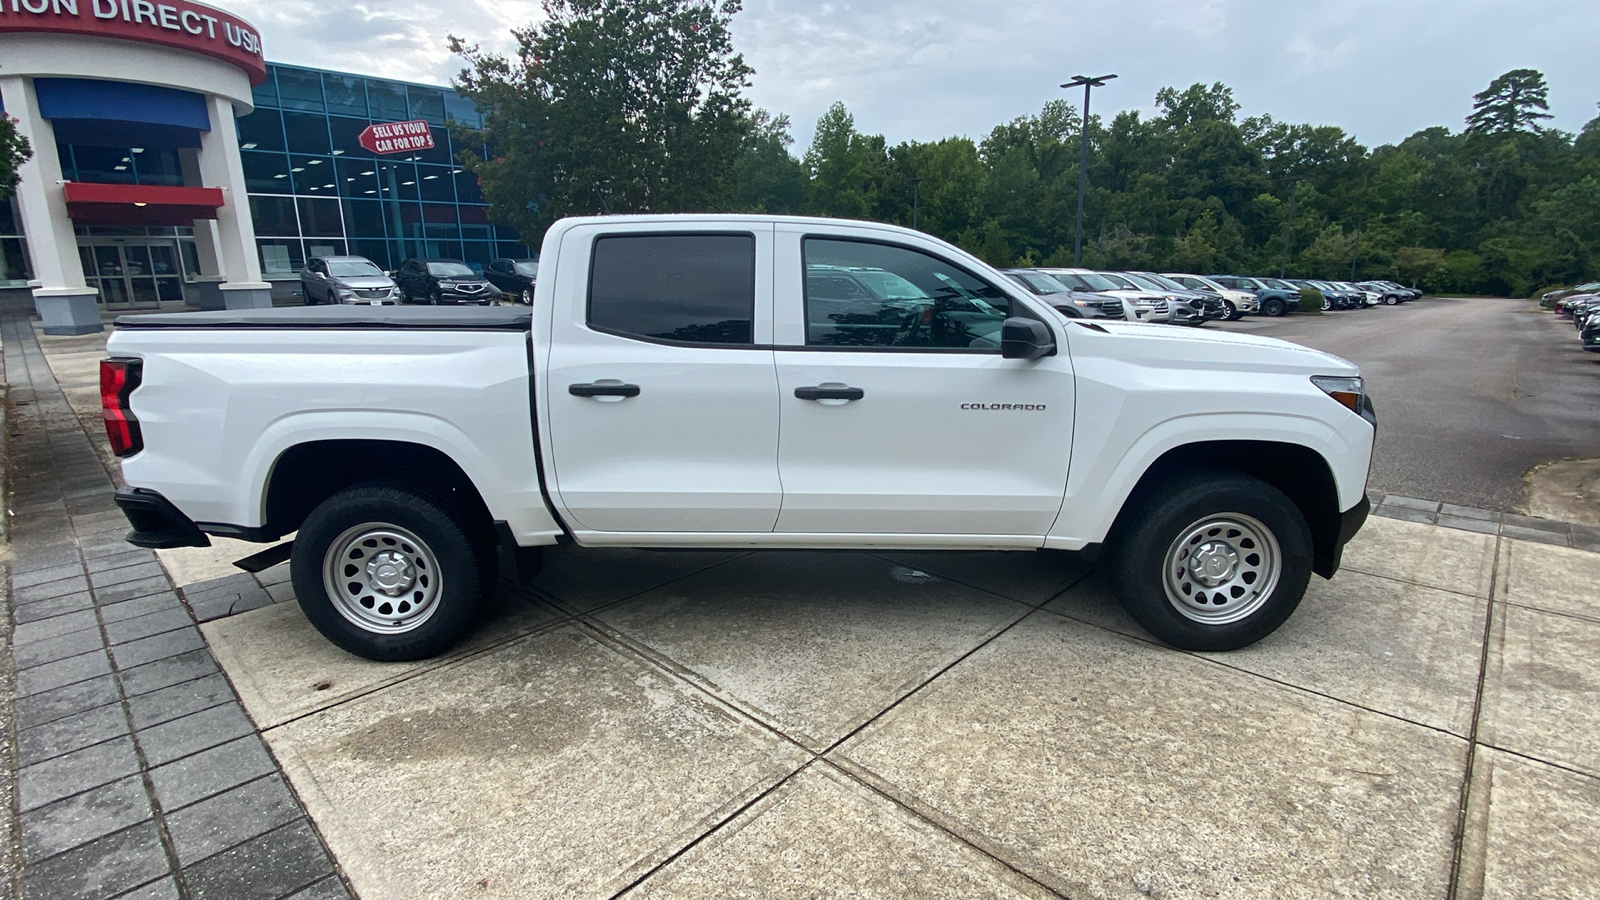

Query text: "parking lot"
[1208, 296, 1600, 513]
[6, 302, 1600, 900]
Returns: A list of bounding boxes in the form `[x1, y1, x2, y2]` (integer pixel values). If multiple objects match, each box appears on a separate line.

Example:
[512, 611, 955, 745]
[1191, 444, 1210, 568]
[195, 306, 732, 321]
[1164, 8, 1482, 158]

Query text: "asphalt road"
[1210, 297, 1600, 512]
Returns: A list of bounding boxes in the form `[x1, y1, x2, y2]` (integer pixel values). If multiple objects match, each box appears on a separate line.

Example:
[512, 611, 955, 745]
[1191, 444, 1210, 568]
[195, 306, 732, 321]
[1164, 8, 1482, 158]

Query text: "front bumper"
[1315, 495, 1370, 579]
[115, 487, 211, 549]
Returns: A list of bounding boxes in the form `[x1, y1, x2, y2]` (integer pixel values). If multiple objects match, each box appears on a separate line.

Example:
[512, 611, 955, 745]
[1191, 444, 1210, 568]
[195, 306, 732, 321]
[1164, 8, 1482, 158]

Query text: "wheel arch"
[263, 439, 495, 543]
[1105, 440, 1345, 579]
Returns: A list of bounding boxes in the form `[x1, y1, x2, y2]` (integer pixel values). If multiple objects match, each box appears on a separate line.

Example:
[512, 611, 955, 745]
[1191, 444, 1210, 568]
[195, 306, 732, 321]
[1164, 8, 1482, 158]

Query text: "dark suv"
[484, 258, 539, 304]
[395, 259, 495, 305]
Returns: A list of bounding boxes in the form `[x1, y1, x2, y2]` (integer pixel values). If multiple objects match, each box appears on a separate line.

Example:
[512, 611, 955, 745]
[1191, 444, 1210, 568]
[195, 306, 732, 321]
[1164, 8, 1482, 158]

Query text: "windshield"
[1096, 272, 1139, 290]
[1262, 278, 1297, 290]
[1013, 272, 1068, 293]
[328, 260, 385, 278]
[1119, 273, 1167, 292]
[1181, 275, 1225, 292]
[427, 262, 477, 277]
[1144, 273, 1192, 292]
[513, 261, 539, 276]
[851, 269, 929, 301]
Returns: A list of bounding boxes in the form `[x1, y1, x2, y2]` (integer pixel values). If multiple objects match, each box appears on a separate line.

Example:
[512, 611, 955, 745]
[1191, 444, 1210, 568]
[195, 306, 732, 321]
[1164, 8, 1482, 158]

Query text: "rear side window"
[588, 234, 755, 345]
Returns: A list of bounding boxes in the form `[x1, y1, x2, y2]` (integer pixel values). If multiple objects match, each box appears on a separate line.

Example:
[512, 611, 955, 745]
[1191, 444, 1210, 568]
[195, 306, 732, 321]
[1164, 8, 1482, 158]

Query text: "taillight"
[100, 358, 144, 457]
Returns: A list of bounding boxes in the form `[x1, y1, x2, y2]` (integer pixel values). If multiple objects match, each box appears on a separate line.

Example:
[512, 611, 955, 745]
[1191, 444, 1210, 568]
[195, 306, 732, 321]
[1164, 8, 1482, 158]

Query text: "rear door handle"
[569, 382, 641, 398]
[795, 385, 864, 401]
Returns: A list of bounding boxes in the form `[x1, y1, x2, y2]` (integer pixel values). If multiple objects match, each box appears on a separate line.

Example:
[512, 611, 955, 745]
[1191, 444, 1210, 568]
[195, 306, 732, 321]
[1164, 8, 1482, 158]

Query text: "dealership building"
[0, 0, 526, 332]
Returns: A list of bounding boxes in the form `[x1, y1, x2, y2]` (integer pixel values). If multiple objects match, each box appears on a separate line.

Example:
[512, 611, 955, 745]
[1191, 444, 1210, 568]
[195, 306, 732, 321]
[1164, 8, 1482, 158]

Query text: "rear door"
[770, 225, 1075, 540]
[543, 225, 782, 536]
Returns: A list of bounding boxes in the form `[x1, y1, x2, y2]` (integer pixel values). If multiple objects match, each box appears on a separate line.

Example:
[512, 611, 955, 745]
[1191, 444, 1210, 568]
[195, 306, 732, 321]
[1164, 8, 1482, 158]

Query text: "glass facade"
[0, 198, 32, 288]
[240, 63, 529, 278]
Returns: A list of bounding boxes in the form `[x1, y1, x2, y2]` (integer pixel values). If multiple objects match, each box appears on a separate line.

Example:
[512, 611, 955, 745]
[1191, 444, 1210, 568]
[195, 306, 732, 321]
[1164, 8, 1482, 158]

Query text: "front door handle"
[795, 385, 864, 401]
[569, 382, 641, 398]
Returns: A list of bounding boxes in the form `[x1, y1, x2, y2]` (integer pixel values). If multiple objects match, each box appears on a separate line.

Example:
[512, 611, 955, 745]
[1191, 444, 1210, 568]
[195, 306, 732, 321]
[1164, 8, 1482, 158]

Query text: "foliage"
[449, 0, 755, 243]
[458, 26, 1598, 295]
[1293, 288, 1324, 315]
[0, 115, 33, 202]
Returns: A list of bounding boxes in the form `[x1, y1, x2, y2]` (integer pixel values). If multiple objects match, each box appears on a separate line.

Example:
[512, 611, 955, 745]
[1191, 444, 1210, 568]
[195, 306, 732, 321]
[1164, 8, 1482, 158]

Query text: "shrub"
[1293, 288, 1324, 315]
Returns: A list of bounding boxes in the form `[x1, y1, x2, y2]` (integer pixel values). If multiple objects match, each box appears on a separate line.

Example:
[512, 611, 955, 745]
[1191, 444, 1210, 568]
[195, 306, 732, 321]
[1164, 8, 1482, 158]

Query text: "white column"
[0, 75, 88, 293]
[194, 94, 267, 290]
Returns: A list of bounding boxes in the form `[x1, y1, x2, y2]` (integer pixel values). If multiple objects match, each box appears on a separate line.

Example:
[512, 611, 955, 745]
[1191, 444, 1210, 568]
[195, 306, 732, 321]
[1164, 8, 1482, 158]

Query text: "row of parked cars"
[299, 256, 540, 306]
[1546, 283, 1600, 353]
[1000, 267, 1422, 324]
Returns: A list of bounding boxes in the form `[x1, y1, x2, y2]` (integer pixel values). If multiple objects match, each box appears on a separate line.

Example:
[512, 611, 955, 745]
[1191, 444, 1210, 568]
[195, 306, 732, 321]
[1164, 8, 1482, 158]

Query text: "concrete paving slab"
[1479, 602, 1600, 777]
[1045, 568, 1490, 735]
[871, 549, 1091, 605]
[1499, 537, 1600, 621]
[263, 624, 809, 900]
[155, 537, 262, 591]
[596, 552, 1032, 750]
[1457, 747, 1600, 900]
[632, 763, 1054, 899]
[836, 614, 1466, 899]
[530, 546, 747, 613]
[203, 592, 565, 729]
[1341, 514, 1497, 598]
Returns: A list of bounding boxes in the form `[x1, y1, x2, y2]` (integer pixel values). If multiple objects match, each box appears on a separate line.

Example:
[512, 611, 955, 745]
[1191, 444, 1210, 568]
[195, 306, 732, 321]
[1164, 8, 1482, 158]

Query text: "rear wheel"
[520, 287, 533, 305]
[1110, 470, 1312, 651]
[291, 483, 486, 661]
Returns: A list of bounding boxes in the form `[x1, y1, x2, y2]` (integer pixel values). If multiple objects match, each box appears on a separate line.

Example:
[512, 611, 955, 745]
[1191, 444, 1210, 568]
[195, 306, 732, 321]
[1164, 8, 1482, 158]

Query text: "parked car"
[1583, 312, 1600, 352]
[1355, 281, 1407, 305]
[1127, 272, 1228, 324]
[1163, 273, 1258, 319]
[1210, 276, 1300, 317]
[300, 256, 400, 305]
[1116, 272, 1213, 325]
[1038, 268, 1170, 323]
[104, 212, 1377, 661]
[484, 258, 539, 304]
[1000, 270, 1117, 318]
[395, 259, 496, 305]
[1555, 292, 1599, 319]
[1543, 282, 1600, 308]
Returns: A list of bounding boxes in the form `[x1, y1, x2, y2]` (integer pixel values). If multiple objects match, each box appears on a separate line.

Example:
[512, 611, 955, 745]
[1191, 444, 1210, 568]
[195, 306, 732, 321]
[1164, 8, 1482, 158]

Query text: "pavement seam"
[1446, 533, 1503, 900]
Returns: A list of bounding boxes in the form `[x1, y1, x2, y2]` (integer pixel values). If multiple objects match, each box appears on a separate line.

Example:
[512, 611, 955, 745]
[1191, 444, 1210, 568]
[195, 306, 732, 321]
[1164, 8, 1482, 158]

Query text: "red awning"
[63, 183, 226, 227]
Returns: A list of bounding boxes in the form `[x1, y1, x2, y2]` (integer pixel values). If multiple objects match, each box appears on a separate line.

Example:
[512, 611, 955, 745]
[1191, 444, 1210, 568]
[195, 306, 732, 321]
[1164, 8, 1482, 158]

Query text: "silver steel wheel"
[1161, 513, 1282, 625]
[520, 288, 532, 305]
[321, 523, 443, 634]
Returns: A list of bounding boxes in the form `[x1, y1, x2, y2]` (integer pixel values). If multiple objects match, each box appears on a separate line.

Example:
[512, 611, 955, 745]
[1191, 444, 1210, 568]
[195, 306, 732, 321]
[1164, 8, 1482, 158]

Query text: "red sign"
[359, 119, 437, 155]
[0, 0, 266, 85]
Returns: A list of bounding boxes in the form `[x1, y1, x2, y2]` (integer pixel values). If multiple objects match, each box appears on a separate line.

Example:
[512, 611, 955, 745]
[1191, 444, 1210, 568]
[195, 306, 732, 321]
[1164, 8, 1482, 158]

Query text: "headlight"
[1311, 375, 1375, 425]
[335, 289, 355, 300]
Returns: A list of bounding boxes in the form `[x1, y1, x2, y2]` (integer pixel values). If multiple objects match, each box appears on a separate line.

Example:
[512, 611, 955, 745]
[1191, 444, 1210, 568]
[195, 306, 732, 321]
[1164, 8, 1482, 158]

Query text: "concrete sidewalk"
[6, 314, 1600, 899]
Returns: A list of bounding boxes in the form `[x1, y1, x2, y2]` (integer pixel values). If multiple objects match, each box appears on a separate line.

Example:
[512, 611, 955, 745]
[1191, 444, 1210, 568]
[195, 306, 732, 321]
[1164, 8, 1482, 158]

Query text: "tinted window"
[589, 234, 754, 345]
[426, 262, 475, 277]
[803, 239, 1009, 350]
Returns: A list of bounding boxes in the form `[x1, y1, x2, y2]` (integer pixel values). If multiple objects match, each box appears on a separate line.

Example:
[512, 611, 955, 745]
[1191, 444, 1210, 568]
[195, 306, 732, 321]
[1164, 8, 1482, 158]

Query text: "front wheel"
[520, 287, 533, 305]
[1110, 471, 1312, 651]
[290, 483, 486, 661]
[1222, 300, 1239, 320]
[1262, 297, 1286, 317]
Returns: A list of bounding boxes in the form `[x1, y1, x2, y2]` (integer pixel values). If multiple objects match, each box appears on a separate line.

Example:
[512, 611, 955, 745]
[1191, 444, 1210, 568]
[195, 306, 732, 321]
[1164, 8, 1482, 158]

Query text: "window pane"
[589, 234, 754, 345]
[342, 199, 386, 238]
[275, 68, 325, 112]
[70, 145, 138, 184]
[803, 239, 1009, 349]
[249, 196, 299, 236]
[337, 157, 381, 198]
[408, 87, 446, 125]
[291, 155, 337, 195]
[323, 74, 368, 118]
[252, 70, 279, 109]
[417, 165, 455, 202]
[237, 109, 286, 152]
[257, 239, 304, 277]
[443, 92, 481, 129]
[242, 152, 293, 194]
[283, 112, 332, 156]
[297, 197, 343, 238]
[366, 80, 409, 121]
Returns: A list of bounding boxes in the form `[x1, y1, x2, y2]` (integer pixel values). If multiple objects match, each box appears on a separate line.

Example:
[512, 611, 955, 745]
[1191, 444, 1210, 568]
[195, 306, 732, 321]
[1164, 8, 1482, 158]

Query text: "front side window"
[588, 234, 754, 345]
[804, 239, 1010, 350]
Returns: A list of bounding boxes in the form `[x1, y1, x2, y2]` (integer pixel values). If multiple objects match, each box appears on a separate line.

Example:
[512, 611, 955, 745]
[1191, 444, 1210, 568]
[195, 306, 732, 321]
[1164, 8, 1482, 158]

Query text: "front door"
[543, 225, 782, 536]
[79, 240, 186, 309]
[772, 229, 1075, 539]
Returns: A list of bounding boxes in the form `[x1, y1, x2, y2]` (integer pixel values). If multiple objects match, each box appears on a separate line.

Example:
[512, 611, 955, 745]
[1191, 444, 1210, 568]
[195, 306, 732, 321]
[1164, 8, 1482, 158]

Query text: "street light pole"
[1278, 180, 1299, 278]
[1063, 74, 1116, 266]
[908, 176, 922, 230]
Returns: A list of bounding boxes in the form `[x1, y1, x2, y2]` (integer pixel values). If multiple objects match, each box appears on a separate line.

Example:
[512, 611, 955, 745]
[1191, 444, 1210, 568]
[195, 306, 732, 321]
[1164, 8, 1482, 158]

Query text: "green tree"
[803, 102, 893, 219]
[732, 111, 806, 213]
[450, 0, 755, 243]
[1, 115, 33, 202]
[1391, 246, 1446, 287]
[1466, 69, 1554, 136]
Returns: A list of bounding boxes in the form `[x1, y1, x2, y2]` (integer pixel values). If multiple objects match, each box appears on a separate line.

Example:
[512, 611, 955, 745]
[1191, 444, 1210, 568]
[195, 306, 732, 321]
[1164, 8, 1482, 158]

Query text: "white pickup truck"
[102, 215, 1375, 661]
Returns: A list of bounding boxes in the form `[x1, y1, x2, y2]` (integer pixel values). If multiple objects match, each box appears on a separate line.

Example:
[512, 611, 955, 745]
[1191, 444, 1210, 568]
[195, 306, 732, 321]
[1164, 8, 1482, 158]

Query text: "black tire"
[1320, 296, 1332, 311]
[1262, 297, 1286, 317]
[1384, 296, 1398, 306]
[1109, 470, 1312, 652]
[291, 483, 486, 661]
[428, 289, 441, 306]
[520, 287, 533, 305]
[1222, 300, 1239, 320]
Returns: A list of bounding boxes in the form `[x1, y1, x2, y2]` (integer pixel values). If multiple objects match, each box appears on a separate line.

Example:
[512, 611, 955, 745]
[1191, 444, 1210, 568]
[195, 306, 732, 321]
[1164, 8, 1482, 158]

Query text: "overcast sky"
[230, 0, 1597, 152]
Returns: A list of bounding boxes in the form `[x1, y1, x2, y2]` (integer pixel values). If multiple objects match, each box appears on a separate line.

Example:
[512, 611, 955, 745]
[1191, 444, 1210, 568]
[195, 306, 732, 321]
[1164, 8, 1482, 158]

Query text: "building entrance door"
[78, 239, 188, 309]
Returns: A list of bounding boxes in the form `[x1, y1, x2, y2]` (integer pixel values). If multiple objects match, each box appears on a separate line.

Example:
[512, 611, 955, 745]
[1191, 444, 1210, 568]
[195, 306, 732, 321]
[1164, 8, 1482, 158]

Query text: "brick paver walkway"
[2, 314, 349, 900]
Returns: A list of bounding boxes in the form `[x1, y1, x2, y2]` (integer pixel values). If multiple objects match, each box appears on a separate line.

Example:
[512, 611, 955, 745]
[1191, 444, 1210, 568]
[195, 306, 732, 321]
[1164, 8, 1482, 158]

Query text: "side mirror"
[1001, 317, 1056, 359]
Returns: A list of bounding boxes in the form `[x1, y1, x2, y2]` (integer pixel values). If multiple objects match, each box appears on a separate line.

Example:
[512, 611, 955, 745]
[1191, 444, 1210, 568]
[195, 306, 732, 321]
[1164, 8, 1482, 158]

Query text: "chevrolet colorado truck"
[103, 215, 1375, 662]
